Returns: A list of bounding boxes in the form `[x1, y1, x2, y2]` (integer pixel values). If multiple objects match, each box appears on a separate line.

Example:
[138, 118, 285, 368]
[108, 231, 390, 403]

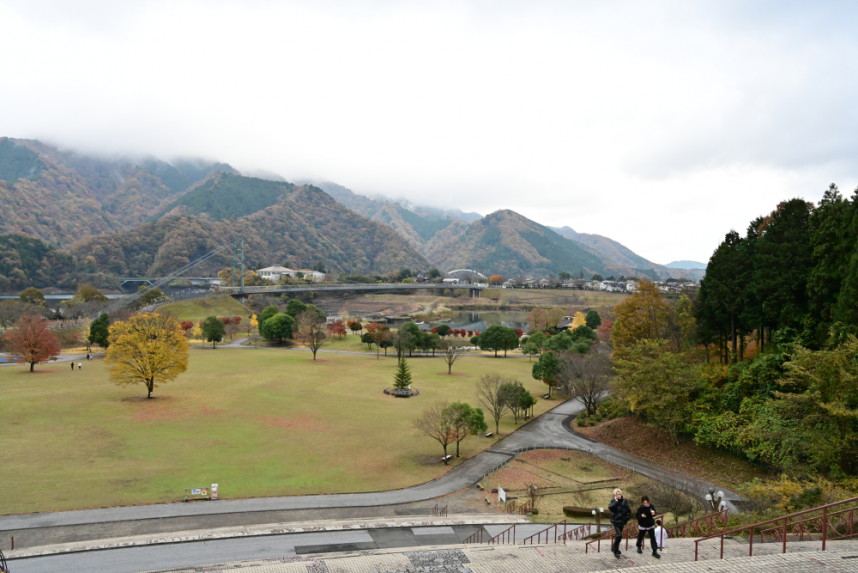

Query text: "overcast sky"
[2, 1, 857, 264]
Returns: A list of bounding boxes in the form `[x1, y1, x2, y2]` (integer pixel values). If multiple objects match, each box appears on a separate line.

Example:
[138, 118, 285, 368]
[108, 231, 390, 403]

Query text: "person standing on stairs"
[635, 495, 661, 559]
[608, 488, 631, 558]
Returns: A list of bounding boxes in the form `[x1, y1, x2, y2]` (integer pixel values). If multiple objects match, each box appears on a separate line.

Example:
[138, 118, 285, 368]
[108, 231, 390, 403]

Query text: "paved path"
[0, 399, 742, 534]
[0, 353, 100, 367]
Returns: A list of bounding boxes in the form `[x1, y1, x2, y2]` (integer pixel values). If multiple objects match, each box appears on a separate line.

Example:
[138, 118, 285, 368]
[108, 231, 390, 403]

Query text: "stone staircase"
[145, 537, 858, 572]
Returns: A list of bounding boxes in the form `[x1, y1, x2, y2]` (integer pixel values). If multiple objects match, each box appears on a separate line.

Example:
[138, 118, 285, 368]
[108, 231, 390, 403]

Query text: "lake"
[421, 311, 530, 332]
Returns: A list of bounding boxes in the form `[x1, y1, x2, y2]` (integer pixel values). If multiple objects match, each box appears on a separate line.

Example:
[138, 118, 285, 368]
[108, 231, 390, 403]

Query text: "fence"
[694, 496, 858, 561]
[432, 504, 448, 517]
[521, 520, 568, 545]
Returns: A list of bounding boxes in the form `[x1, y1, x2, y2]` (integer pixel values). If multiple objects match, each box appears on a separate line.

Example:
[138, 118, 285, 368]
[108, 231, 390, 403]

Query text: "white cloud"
[1, 0, 857, 264]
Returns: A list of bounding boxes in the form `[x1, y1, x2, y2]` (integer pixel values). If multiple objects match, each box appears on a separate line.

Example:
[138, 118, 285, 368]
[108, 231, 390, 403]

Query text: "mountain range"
[0, 137, 703, 291]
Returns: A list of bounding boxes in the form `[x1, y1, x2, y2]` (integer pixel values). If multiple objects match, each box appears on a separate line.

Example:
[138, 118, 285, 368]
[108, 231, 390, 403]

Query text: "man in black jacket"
[635, 495, 661, 558]
[608, 488, 631, 558]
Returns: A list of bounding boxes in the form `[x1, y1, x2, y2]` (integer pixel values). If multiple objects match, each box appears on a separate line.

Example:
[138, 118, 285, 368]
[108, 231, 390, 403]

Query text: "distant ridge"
[665, 260, 707, 270]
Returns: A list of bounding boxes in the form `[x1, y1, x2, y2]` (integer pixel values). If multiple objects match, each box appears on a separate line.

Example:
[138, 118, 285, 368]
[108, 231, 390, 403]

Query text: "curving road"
[0, 398, 741, 535]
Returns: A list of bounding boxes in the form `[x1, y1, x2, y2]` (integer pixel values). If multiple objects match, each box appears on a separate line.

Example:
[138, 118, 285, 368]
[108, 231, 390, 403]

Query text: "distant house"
[257, 265, 325, 283]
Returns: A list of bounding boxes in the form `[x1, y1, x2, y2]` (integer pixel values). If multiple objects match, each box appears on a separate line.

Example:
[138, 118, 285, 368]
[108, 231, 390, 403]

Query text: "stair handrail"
[518, 500, 532, 515]
[521, 519, 567, 545]
[463, 527, 485, 544]
[487, 523, 516, 544]
[693, 496, 858, 561]
[585, 513, 665, 553]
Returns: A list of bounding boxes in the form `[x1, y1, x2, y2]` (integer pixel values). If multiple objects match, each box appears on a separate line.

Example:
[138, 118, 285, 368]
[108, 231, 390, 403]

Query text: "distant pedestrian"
[78, 362, 82, 370]
[71, 362, 74, 371]
[608, 488, 631, 558]
[635, 496, 661, 558]
[86, 353, 90, 361]
[654, 519, 668, 550]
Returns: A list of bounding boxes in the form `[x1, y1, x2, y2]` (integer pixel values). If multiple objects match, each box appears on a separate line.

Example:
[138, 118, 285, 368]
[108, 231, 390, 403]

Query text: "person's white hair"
[613, 488, 623, 496]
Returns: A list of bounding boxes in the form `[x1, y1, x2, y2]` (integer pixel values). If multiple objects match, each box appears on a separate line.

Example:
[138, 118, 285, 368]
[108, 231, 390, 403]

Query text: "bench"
[441, 454, 453, 462]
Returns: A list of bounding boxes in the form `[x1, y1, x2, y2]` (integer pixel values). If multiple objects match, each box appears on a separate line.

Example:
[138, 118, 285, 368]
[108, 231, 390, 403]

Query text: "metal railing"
[518, 500, 532, 515]
[432, 503, 448, 517]
[694, 496, 858, 561]
[463, 528, 486, 544]
[0, 547, 8, 573]
[487, 524, 517, 544]
[521, 520, 567, 545]
[560, 523, 593, 542]
[666, 509, 728, 539]
[585, 514, 665, 553]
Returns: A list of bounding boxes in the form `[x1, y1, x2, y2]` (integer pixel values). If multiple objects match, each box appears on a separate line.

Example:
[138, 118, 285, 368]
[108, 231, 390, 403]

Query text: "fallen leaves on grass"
[575, 417, 769, 488]
[133, 404, 184, 422]
[491, 465, 556, 491]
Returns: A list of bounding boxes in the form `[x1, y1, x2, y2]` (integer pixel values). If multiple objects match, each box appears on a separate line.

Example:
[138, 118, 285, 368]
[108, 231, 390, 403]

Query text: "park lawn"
[0, 349, 556, 515]
[157, 297, 251, 323]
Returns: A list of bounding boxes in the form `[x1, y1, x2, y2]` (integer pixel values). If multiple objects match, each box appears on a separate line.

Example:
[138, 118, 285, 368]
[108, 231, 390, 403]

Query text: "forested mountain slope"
[75, 181, 428, 278]
[424, 210, 606, 277]
[0, 138, 234, 246]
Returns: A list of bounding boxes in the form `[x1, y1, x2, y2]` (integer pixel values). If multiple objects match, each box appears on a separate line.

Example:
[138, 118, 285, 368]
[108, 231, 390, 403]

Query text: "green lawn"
[157, 296, 251, 323]
[0, 349, 556, 515]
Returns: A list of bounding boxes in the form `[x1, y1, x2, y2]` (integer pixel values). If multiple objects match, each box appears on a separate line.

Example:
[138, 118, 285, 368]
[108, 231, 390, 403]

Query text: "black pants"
[636, 528, 658, 553]
[611, 524, 624, 553]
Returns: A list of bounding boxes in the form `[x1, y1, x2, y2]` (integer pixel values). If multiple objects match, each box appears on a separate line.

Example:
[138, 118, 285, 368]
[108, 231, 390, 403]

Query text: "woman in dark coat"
[607, 488, 631, 558]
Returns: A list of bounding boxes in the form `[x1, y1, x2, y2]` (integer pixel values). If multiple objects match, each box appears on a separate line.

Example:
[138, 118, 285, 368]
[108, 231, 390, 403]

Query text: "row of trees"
[697, 187, 858, 359]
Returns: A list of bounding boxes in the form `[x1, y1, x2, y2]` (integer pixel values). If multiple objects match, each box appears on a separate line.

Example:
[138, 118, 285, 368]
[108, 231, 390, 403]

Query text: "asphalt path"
[0, 397, 742, 535]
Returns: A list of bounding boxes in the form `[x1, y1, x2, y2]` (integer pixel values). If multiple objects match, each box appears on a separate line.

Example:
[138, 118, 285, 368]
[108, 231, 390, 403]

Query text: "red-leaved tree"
[8, 314, 61, 372]
[180, 321, 194, 332]
[327, 319, 347, 339]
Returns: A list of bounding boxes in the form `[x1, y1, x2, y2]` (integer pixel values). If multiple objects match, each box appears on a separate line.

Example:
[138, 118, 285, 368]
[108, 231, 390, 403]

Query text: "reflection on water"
[421, 311, 530, 333]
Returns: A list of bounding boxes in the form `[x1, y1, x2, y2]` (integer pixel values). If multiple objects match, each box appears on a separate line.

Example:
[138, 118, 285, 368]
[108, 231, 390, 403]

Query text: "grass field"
[0, 349, 557, 515]
[157, 296, 251, 323]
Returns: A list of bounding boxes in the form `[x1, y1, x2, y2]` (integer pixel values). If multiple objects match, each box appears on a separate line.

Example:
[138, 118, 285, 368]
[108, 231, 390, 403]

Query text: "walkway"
[0, 399, 742, 533]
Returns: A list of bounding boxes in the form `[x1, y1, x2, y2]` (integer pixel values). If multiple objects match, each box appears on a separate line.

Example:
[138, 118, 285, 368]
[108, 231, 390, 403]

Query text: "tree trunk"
[495, 417, 500, 435]
[494, 349, 498, 357]
[739, 333, 745, 362]
[443, 444, 448, 464]
[456, 440, 461, 457]
[448, 362, 452, 374]
[731, 313, 737, 364]
[760, 325, 765, 352]
[147, 380, 153, 399]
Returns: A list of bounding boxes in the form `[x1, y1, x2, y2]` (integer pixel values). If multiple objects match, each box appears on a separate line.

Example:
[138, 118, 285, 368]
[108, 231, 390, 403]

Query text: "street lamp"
[592, 506, 605, 532]
[706, 488, 724, 512]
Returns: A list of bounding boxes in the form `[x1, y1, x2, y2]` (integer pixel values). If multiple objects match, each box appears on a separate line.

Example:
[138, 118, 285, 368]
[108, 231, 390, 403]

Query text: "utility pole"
[240, 238, 245, 294]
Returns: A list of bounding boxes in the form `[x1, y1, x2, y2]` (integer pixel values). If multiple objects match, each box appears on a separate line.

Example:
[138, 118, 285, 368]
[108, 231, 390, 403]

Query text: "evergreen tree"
[393, 358, 413, 389]
[809, 184, 854, 335]
[88, 313, 111, 348]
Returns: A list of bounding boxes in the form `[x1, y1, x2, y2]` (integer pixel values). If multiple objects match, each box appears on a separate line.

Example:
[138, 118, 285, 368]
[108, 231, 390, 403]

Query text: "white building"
[257, 266, 326, 283]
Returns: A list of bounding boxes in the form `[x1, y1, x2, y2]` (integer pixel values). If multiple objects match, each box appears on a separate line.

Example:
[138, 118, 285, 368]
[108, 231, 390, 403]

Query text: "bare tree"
[645, 471, 709, 524]
[438, 340, 462, 374]
[558, 351, 612, 416]
[413, 401, 456, 464]
[296, 310, 327, 360]
[390, 329, 414, 364]
[477, 374, 510, 435]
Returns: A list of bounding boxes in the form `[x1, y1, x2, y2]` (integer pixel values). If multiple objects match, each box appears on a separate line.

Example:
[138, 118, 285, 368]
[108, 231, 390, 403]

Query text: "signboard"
[498, 487, 506, 503]
[191, 488, 201, 495]
[211, 484, 218, 500]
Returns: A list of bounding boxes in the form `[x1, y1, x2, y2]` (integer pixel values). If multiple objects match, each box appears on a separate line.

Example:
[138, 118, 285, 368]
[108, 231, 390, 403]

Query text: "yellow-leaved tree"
[105, 312, 190, 399]
[611, 281, 672, 358]
[570, 311, 587, 329]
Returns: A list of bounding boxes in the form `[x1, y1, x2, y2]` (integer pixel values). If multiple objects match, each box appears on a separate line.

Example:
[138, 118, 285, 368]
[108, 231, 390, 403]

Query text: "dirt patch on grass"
[575, 416, 770, 488]
[259, 414, 334, 433]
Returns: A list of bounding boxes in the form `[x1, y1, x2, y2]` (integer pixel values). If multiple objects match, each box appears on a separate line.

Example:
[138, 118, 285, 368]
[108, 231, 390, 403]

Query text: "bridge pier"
[470, 288, 481, 298]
